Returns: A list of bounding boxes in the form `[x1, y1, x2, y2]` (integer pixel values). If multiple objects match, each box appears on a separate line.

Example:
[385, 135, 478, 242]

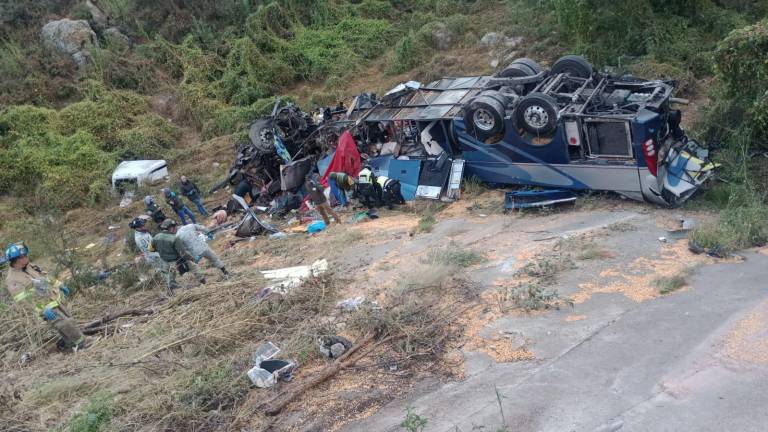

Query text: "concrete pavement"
[344, 219, 768, 431]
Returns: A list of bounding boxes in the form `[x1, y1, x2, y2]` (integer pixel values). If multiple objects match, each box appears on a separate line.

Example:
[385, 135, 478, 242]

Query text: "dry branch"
[82, 308, 154, 330]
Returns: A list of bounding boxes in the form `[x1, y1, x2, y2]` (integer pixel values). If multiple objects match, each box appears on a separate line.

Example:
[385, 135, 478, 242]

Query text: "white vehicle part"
[420, 121, 446, 156]
[111, 160, 168, 189]
[660, 147, 716, 198]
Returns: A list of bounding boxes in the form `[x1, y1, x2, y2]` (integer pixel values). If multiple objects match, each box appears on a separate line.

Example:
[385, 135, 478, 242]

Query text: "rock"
[504, 36, 523, 49]
[330, 343, 347, 358]
[104, 27, 130, 50]
[490, 59, 500, 68]
[480, 32, 503, 48]
[85, 0, 108, 29]
[431, 22, 454, 50]
[41, 19, 97, 66]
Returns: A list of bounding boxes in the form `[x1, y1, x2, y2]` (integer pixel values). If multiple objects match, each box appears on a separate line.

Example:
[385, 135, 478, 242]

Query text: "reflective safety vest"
[6, 265, 63, 315]
[376, 176, 392, 189]
[358, 168, 373, 185]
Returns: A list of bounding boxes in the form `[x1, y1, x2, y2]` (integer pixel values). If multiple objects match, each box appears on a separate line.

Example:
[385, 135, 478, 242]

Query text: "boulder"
[480, 32, 503, 48]
[480, 32, 523, 50]
[432, 22, 454, 50]
[41, 19, 97, 66]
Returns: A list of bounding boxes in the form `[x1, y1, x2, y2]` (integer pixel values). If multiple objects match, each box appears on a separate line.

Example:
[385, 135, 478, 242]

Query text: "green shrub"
[435, 0, 467, 16]
[388, 31, 429, 74]
[653, 273, 688, 294]
[217, 37, 293, 105]
[713, 19, 768, 99]
[357, 0, 396, 19]
[116, 113, 181, 159]
[288, 27, 361, 81]
[177, 83, 228, 129]
[0, 105, 57, 140]
[55, 91, 149, 148]
[0, 130, 115, 209]
[444, 13, 468, 35]
[335, 17, 394, 59]
[62, 395, 113, 432]
[0, 39, 25, 80]
[689, 184, 768, 254]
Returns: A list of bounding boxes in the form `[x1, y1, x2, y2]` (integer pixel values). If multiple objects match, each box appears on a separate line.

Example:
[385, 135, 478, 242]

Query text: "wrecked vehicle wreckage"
[215, 55, 716, 223]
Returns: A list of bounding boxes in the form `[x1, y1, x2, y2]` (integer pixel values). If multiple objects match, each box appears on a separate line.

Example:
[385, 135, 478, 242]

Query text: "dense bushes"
[686, 19, 768, 252]
[0, 91, 179, 210]
[510, 0, 753, 75]
[703, 19, 768, 152]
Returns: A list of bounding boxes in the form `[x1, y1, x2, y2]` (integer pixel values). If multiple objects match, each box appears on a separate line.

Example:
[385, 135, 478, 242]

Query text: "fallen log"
[263, 332, 376, 416]
[82, 308, 153, 330]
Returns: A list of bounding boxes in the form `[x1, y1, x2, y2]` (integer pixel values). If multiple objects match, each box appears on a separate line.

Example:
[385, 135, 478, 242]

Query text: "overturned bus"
[344, 55, 715, 206]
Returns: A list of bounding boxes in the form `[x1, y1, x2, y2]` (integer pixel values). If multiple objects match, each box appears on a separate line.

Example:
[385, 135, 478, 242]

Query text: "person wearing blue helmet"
[4, 242, 86, 352]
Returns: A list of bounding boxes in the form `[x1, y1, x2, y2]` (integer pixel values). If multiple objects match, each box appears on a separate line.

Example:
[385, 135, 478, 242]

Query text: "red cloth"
[321, 131, 361, 186]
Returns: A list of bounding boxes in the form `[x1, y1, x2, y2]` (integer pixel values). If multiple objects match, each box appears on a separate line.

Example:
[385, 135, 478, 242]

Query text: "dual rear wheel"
[466, 55, 593, 141]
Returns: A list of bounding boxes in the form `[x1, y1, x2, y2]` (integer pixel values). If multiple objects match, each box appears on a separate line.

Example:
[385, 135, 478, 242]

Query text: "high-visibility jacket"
[5, 264, 64, 316]
[377, 176, 397, 190]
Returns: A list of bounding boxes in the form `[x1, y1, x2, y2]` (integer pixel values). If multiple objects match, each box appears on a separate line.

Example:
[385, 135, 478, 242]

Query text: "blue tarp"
[317, 152, 334, 177]
[367, 155, 393, 178]
[388, 159, 422, 201]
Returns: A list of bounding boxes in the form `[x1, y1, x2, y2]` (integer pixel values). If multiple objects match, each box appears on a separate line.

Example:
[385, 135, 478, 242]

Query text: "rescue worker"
[151, 219, 206, 294]
[356, 165, 382, 209]
[144, 195, 167, 226]
[4, 242, 86, 351]
[176, 223, 229, 279]
[305, 172, 341, 226]
[328, 171, 355, 208]
[130, 217, 163, 270]
[162, 188, 196, 225]
[179, 176, 208, 217]
[376, 176, 405, 209]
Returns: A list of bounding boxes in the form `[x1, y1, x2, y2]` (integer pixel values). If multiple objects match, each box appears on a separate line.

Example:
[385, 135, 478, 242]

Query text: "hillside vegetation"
[2, 1, 768, 431]
[0, 1, 765, 243]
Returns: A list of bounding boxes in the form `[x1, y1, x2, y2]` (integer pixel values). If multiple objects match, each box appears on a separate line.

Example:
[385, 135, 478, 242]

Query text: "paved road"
[345, 238, 768, 431]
